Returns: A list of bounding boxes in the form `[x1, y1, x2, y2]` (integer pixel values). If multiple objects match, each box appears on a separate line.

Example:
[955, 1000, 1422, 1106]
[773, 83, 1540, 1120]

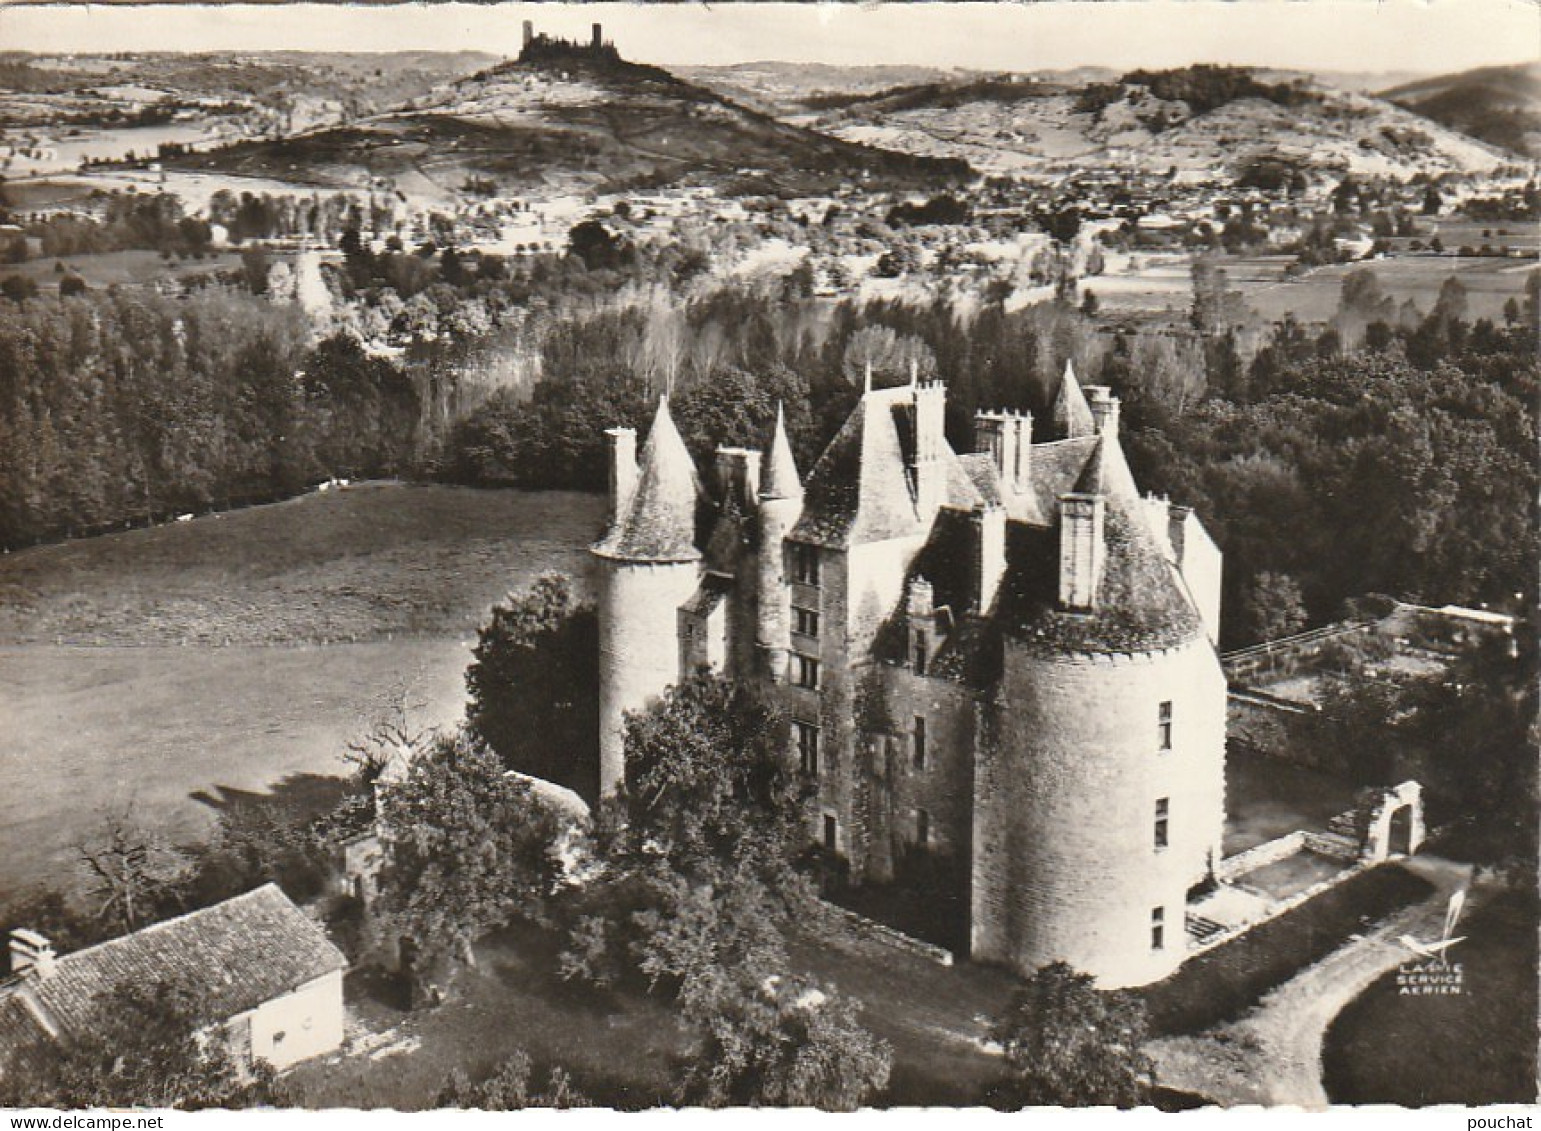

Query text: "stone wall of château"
[971, 636, 1226, 987]
[597, 560, 702, 794]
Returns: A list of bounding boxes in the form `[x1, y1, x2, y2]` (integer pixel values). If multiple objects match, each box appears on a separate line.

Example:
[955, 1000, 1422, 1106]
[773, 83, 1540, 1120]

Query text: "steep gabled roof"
[592, 396, 703, 562]
[958, 453, 1004, 510]
[1051, 360, 1096, 439]
[792, 387, 922, 547]
[0, 885, 346, 1063]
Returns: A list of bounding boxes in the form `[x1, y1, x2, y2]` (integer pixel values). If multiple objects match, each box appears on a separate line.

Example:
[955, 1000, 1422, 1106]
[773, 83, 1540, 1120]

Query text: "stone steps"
[1186, 913, 1227, 947]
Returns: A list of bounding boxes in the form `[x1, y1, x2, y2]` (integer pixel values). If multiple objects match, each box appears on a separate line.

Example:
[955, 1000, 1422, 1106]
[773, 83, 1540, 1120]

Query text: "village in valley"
[0, 0, 1536, 1113]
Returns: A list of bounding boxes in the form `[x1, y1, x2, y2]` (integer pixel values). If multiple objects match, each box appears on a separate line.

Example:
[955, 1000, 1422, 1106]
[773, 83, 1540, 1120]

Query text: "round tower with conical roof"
[591, 396, 703, 796]
[755, 404, 803, 682]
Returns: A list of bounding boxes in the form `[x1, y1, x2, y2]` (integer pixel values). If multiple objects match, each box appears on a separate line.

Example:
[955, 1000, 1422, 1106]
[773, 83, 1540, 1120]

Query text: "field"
[1090, 242, 1537, 325]
[0, 483, 605, 903]
[2, 248, 245, 291]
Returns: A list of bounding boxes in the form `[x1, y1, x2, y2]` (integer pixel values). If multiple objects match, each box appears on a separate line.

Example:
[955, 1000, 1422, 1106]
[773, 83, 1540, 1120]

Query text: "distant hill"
[676, 61, 968, 117]
[1381, 62, 1541, 159]
[810, 64, 1514, 180]
[0, 50, 502, 134]
[168, 44, 970, 200]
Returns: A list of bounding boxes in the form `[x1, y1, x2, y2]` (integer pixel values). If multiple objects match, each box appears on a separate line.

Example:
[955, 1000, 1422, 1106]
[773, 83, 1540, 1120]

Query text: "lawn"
[1142, 864, 1434, 1037]
[0, 483, 605, 905]
[1322, 888, 1539, 1106]
[0, 482, 602, 647]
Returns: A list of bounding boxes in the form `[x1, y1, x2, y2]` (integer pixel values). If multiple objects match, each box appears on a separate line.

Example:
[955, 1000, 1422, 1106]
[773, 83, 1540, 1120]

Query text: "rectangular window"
[1154, 797, 1169, 849]
[912, 715, 927, 771]
[1158, 700, 1173, 751]
[916, 808, 930, 848]
[793, 653, 821, 690]
[823, 814, 838, 852]
[913, 631, 928, 676]
[793, 720, 820, 776]
[793, 606, 820, 638]
[792, 544, 821, 587]
[1151, 906, 1165, 951]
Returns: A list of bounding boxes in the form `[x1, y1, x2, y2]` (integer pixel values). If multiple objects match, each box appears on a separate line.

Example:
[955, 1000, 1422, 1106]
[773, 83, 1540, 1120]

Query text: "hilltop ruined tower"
[590, 366, 1227, 987]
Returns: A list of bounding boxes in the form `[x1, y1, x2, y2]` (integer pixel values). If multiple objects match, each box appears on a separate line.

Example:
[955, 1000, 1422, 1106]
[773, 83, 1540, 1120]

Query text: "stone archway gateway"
[1362, 780, 1425, 863]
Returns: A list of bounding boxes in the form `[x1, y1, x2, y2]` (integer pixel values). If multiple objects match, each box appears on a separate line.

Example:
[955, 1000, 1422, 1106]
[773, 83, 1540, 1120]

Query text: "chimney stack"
[592, 22, 603, 49]
[522, 19, 534, 48]
[974, 409, 1032, 494]
[909, 381, 947, 516]
[1058, 493, 1106, 612]
[1084, 386, 1121, 438]
[714, 446, 762, 513]
[9, 929, 55, 979]
[606, 427, 638, 526]
[971, 505, 1006, 614]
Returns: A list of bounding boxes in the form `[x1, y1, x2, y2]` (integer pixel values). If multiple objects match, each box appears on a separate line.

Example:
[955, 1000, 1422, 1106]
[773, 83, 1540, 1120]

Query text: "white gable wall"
[234, 968, 345, 1071]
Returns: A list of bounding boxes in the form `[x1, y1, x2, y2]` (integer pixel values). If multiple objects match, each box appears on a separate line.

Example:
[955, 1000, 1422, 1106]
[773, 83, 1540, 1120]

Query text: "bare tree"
[77, 811, 191, 935]
[343, 679, 436, 786]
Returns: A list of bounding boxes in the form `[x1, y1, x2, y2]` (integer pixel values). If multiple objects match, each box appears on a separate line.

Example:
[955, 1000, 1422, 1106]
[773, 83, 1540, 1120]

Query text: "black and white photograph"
[0, 0, 1535, 1114]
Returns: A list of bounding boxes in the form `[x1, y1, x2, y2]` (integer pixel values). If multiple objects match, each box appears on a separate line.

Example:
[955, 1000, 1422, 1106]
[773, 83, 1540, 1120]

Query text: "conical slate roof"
[1052, 360, 1096, 439]
[760, 403, 802, 501]
[1072, 434, 1140, 500]
[592, 396, 702, 562]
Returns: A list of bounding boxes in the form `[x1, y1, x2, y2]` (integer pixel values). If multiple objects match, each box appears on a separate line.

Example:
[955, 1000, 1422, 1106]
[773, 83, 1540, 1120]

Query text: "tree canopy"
[989, 962, 1153, 1108]
[376, 731, 560, 977]
[466, 573, 600, 802]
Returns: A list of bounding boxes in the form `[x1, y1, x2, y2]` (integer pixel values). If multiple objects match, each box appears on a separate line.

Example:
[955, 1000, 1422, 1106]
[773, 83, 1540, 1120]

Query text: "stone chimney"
[714, 446, 762, 513]
[606, 426, 638, 526]
[591, 22, 603, 49]
[1058, 493, 1106, 612]
[974, 409, 1032, 494]
[1084, 386, 1121, 438]
[910, 381, 947, 516]
[970, 504, 1006, 614]
[9, 928, 55, 979]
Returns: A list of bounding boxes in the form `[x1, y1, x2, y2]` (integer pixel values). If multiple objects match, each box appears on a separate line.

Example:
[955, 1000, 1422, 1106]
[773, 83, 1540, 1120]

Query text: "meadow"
[1090, 243, 1535, 324]
[0, 483, 604, 902]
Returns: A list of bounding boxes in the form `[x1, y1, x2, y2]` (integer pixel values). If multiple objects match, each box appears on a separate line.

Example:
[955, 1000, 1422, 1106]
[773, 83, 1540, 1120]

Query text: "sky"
[0, 0, 1535, 76]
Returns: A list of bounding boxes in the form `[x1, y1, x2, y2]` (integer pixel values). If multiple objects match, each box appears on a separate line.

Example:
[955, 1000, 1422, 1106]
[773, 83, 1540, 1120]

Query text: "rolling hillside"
[1381, 62, 1541, 160]
[809, 65, 1516, 180]
[168, 45, 970, 200]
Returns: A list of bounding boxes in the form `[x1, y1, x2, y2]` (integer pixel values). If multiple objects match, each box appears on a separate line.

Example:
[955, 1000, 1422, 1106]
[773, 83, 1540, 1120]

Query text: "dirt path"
[1148, 856, 1479, 1108]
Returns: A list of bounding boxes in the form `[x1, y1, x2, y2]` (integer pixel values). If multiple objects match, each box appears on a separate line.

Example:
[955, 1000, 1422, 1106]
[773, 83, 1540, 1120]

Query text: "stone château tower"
[590, 366, 1227, 987]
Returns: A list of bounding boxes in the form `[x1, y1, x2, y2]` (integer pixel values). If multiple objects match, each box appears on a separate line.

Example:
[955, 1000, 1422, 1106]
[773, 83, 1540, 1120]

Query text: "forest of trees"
[0, 288, 420, 547]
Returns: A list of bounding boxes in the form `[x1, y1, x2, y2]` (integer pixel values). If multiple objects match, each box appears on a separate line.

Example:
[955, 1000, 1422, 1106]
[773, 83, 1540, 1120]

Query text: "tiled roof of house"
[592, 396, 703, 562]
[0, 884, 346, 1061]
[0, 989, 56, 1078]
